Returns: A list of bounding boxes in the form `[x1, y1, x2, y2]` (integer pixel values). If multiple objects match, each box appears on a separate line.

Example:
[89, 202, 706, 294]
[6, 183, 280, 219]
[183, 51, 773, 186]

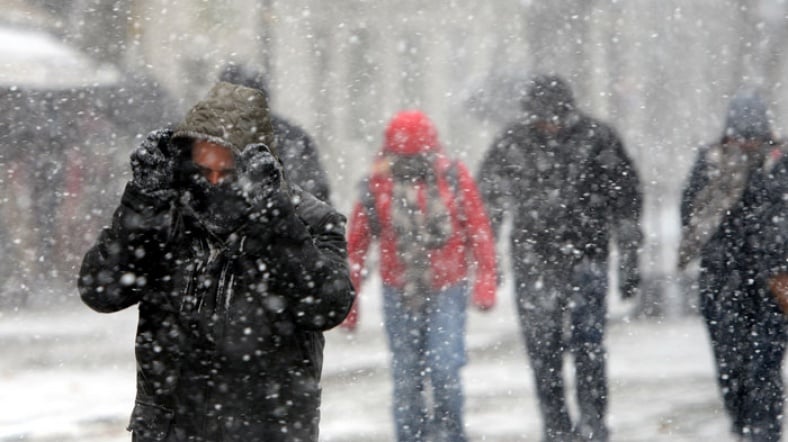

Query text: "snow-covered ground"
[0, 278, 776, 441]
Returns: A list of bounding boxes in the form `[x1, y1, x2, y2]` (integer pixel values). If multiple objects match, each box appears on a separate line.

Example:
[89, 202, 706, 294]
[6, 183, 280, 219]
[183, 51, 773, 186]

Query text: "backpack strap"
[359, 177, 382, 237]
[444, 159, 459, 195]
[444, 160, 466, 225]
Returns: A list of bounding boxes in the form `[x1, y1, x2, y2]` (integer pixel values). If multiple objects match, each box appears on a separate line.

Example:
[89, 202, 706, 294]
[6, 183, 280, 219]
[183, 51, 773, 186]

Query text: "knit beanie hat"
[521, 74, 576, 123]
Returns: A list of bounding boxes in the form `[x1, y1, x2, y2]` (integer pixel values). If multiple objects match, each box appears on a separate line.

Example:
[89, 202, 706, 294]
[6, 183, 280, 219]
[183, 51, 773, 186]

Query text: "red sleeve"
[341, 201, 373, 329]
[457, 162, 497, 310]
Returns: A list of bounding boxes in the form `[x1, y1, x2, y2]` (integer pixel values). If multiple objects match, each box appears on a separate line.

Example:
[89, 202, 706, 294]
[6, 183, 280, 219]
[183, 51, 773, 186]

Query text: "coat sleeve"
[680, 148, 711, 229]
[249, 188, 355, 331]
[476, 131, 517, 239]
[601, 129, 643, 277]
[456, 162, 497, 310]
[758, 155, 788, 278]
[77, 183, 174, 313]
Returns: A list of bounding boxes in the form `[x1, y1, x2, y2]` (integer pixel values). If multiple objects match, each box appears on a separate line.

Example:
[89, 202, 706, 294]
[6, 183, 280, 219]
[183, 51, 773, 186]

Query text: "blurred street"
[0, 281, 773, 442]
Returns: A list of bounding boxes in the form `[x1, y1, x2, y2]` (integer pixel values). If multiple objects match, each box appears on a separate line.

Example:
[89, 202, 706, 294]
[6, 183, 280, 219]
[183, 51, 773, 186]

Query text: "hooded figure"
[342, 110, 497, 442]
[477, 74, 643, 442]
[219, 64, 332, 203]
[77, 82, 354, 442]
[680, 89, 788, 442]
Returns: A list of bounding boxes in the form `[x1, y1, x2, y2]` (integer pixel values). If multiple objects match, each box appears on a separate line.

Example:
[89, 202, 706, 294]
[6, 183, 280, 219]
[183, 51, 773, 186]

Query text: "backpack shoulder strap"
[444, 159, 466, 224]
[359, 177, 381, 237]
[445, 159, 460, 195]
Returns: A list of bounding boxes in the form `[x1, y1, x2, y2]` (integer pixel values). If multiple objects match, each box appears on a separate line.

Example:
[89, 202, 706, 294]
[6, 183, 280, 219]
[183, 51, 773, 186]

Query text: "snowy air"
[1, 1, 787, 442]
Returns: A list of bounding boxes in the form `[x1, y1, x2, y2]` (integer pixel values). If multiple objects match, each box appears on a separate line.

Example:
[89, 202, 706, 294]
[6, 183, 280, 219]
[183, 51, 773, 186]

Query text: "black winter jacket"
[79, 181, 353, 442]
[682, 146, 788, 296]
[477, 113, 642, 268]
[272, 115, 332, 204]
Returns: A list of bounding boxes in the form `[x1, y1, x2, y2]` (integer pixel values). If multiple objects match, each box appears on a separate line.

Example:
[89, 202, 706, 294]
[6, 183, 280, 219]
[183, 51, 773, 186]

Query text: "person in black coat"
[680, 90, 788, 442]
[77, 82, 354, 442]
[219, 64, 332, 204]
[477, 74, 643, 442]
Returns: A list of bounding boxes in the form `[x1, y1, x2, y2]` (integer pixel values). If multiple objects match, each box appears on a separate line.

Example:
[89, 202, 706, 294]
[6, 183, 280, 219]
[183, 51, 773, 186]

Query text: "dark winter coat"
[477, 112, 642, 269]
[682, 144, 788, 308]
[758, 154, 788, 280]
[272, 115, 332, 204]
[78, 82, 353, 442]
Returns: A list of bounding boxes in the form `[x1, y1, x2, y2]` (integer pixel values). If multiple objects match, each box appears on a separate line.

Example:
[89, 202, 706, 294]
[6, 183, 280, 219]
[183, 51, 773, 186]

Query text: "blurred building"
[0, 1, 173, 306]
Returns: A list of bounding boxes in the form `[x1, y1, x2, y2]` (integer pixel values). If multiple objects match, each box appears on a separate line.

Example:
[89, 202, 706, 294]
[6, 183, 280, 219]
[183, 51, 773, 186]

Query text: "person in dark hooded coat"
[680, 89, 788, 442]
[77, 81, 354, 442]
[219, 64, 332, 204]
[477, 74, 643, 442]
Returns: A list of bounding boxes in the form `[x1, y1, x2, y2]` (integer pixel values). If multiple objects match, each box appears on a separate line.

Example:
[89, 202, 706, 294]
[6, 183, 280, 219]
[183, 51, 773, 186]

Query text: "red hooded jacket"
[342, 111, 497, 329]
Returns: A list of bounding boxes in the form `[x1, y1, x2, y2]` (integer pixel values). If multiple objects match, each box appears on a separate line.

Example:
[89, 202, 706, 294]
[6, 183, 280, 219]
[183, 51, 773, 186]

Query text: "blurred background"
[2, 0, 788, 317]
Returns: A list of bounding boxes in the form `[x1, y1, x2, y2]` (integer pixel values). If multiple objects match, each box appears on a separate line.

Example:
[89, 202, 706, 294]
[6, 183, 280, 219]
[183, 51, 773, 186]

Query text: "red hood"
[383, 110, 442, 155]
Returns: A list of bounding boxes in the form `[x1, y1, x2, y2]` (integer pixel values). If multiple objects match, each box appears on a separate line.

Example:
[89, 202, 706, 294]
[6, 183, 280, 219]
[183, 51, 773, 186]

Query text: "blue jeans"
[383, 283, 469, 442]
[513, 257, 609, 442]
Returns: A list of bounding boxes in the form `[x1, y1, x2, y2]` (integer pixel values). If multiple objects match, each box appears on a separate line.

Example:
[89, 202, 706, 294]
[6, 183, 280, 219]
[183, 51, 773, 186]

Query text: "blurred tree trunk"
[256, 0, 275, 80]
[728, 0, 788, 90]
[523, 0, 594, 103]
[734, 0, 761, 83]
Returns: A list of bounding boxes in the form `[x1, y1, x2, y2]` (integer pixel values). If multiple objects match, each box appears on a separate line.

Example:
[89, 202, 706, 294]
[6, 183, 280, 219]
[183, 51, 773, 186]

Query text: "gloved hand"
[340, 302, 359, 332]
[237, 143, 308, 242]
[617, 245, 640, 300]
[619, 267, 640, 299]
[472, 273, 497, 311]
[472, 294, 495, 312]
[238, 143, 282, 204]
[129, 129, 175, 199]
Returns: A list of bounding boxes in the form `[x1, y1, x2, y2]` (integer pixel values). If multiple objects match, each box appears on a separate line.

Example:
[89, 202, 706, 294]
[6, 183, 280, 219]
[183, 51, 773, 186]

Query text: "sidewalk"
[320, 281, 738, 441]
[0, 282, 759, 441]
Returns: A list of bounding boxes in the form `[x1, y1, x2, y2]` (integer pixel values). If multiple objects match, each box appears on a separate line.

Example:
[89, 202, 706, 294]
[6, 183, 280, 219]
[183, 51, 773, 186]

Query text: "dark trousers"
[700, 270, 787, 442]
[513, 256, 609, 442]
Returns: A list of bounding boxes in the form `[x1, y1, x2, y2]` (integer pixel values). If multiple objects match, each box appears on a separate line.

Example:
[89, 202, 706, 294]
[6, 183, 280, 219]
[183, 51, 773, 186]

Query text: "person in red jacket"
[342, 110, 496, 442]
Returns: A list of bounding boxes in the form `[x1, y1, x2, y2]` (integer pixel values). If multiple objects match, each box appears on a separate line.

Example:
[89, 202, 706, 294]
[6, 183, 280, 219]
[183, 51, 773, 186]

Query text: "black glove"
[619, 266, 640, 299]
[130, 129, 175, 199]
[237, 143, 309, 242]
[238, 143, 282, 205]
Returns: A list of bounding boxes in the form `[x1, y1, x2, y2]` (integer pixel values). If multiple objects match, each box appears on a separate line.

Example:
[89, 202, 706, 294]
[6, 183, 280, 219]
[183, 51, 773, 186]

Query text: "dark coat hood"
[520, 74, 576, 123]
